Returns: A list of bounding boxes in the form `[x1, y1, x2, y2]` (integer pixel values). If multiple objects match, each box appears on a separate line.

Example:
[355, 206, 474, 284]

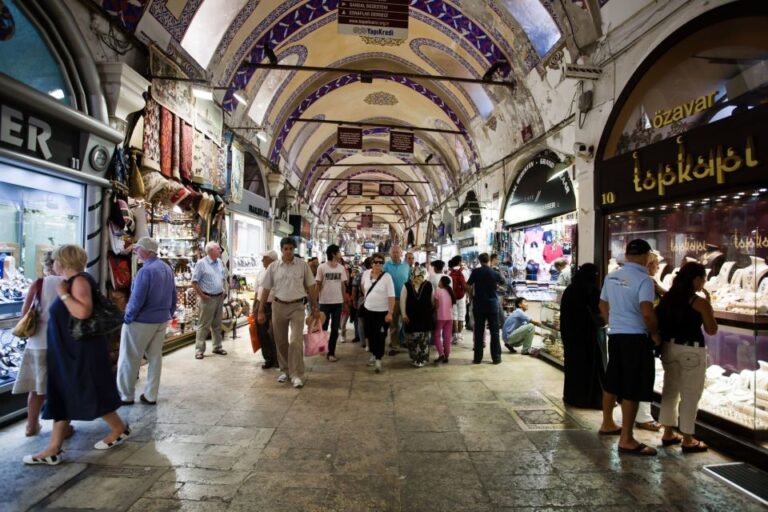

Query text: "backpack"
[449, 268, 466, 300]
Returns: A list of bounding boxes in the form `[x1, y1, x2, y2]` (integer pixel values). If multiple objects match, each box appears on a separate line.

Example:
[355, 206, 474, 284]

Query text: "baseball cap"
[262, 250, 279, 261]
[625, 239, 652, 255]
[135, 237, 159, 253]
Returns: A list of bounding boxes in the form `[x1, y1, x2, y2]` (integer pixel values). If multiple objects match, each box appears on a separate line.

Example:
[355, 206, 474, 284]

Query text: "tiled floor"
[0, 329, 763, 511]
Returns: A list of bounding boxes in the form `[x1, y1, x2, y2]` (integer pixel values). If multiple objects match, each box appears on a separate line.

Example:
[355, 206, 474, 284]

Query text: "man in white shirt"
[316, 244, 347, 362]
[258, 238, 319, 388]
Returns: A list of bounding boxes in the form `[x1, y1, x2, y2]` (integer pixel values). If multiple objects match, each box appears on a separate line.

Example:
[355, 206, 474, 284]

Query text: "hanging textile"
[142, 98, 161, 172]
[191, 129, 207, 185]
[160, 106, 173, 177]
[180, 121, 193, 183]
[172, 114, 181, 180]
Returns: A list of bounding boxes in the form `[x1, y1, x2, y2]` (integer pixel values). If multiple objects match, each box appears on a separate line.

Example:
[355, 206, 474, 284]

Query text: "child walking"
[434, 276, 456, 363]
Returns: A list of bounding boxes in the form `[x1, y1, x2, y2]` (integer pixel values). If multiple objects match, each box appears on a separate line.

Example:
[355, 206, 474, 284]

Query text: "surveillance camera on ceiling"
[573, 142, 594, 159]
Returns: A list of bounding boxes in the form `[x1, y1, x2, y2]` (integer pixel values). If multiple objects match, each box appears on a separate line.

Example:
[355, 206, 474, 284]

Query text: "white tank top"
[25, 275, 65, 350]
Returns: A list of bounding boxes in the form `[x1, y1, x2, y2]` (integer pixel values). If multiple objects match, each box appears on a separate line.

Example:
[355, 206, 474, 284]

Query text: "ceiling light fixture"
[425, 153, 434, 164]
[482, 61, 507, 82]
[48, 88, 65, 100]
[256, 131, 268, 142]
[192, 86, 214, 101]
[232, 89, 247, 104]
[264, 44, 278, 66]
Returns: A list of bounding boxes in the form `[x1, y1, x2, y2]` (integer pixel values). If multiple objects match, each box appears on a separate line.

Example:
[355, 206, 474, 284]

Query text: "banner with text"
[338, 0, 409, 40]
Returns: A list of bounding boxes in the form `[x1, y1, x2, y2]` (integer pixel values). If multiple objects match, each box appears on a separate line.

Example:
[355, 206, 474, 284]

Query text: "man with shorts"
[448, 256, 467, 345]
[599, 239, 661, 456]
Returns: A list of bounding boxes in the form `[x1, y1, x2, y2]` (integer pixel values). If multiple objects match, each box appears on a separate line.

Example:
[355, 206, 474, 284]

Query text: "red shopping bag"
[248, 314, 261, 353]
[303, 318, 329, 357]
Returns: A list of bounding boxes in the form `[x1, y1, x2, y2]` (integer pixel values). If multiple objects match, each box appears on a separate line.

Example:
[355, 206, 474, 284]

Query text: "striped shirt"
[192, 256, 226, 295]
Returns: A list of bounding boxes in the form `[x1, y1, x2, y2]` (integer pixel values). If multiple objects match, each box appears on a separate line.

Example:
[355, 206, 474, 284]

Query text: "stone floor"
[0, 328, 763, 511]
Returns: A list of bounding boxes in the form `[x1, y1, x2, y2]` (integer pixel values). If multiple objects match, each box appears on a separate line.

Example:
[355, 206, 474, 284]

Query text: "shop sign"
[458, 237, 475, 249]
[337, 127, 362, 151]
[347, 181, 363, 195]
[338, 0, 409, 40]
[652, 92, 717, 129]
[503, 151, 575, 225]
[389, 130, 413, 156]
[0, 103, 79, 167]
[379, 183, 395, 196]
[363, 240, 376, 249]
[289, 214, 311, 239]
[361, 213, 373, 227]
[598, 103, 768, 212]
[247, 205, 270, 218]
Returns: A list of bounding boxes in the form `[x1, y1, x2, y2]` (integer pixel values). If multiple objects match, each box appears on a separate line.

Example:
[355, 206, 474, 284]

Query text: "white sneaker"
[367, 355, 376, 366]
[277, 373, 289, 383]
[374, 360, 382, 373]
[292, 377, 304, 388]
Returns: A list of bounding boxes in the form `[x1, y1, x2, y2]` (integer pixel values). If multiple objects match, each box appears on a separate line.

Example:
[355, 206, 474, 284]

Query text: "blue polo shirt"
[503, 309, 531, 340]
[383, 260, 410, 299]
[599, 262, 654, 334]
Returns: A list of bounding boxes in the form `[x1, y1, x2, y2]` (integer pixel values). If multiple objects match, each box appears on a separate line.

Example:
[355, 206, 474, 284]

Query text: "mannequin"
[1, 254, 17, 279]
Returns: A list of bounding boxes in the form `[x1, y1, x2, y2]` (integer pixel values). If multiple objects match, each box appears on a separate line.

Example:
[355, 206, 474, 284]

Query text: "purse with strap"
[68, 272, 124, 340]
[359, 271, 387, 316]
[12, 278, 43, 339]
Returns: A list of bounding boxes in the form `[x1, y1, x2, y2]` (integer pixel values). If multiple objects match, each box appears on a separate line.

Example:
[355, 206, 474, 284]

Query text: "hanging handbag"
[12, 278, 43, 338]
[68, 273, 125, 340]
[303, 318, 329, 357]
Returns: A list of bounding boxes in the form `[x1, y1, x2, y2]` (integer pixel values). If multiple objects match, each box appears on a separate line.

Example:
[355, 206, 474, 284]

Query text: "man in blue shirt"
[117, 237, 176, 405]
[467, 253, 506, 364]
[383, 245, 410, 355]
[502, 297, 542, 355]
[192, 242, 228, 359]
[598, 238, 660, 456]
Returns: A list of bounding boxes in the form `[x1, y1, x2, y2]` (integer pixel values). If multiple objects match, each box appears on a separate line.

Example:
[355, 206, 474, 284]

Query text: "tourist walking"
[362, 253, 395, 373]
[598, 239, 660, 456]
[657, 262, 717, 453]
[433, 276, 455, 363]
[257, 237, 319, 388]
[467, 253, 506, 364]
[400, 266, 434, 367]
[117, 237, 176, 405]
[448, 256, 467, 345]
[24, 245, 129, 465]
[255, 250, 279, 369]
[192, 242, 228, 359]
[316, 244, 347, 362]
[383, 245, 410, 355]
[12, 251, 63, 437]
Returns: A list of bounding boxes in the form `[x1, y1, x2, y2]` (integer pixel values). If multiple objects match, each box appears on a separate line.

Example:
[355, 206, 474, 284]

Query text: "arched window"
[0, 1, 73, 105]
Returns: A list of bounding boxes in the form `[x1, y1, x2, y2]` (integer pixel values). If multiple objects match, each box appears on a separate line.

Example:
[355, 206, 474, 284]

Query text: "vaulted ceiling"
[99, 0, 574, 235]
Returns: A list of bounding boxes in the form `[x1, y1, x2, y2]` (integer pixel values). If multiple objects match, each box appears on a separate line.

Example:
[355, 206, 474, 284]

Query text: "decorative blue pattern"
[267, 73, 478, 169]
[149, 0, 202, 42]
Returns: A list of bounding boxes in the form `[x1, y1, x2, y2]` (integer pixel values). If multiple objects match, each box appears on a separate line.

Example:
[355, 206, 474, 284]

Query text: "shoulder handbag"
[359, 272, 387, 316]
[12, 278, 43, 338]
[69, 273, 125, 341]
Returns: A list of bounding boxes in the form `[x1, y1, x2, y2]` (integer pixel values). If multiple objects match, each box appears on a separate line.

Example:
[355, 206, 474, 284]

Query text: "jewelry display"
[538, 302, 564, 362]
[0, 329, 25, 383]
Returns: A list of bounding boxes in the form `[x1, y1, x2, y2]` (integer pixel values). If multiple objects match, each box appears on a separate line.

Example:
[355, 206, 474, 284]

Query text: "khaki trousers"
[271, 301, 306, 379]
[117, 321, 167, 402]
[195, 294, 224, 353]
[659, 342, 707, 434]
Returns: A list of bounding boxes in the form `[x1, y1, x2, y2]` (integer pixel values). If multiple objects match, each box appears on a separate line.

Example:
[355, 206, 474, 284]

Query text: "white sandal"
[23, 451, 63, 465]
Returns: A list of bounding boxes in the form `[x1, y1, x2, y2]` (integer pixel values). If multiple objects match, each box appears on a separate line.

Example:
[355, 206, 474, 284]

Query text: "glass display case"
[607, 190, 767, 439]
[149, 205, 204, 341]
[539, 301, 564, 365]
[0, 166, 84, 397]
[230, 213, 265, 303]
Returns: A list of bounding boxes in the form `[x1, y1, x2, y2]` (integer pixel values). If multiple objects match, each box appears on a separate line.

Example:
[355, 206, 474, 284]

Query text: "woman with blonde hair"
[23, 245, 128, 465]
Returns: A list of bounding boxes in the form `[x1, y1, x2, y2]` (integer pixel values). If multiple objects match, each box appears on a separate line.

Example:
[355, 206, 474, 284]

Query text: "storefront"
[454, 191, 488, 266]
[227, 197, 270, 306]
[0, 2, 122, 423]
[595, 2, 768, 465]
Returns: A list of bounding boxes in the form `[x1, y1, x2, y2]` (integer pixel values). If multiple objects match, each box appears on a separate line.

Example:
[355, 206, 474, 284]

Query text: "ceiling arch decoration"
[317, 167, 429, 215]
[267, 72, 479, 167]
[244, 45, 308, 127]
[219, 0, 515, 111]
[302, 125, 457, 190]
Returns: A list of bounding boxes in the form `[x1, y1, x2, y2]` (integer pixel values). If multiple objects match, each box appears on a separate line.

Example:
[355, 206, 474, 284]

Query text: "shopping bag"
[303, 319, 329, 357]
[248, 314, 261, 353]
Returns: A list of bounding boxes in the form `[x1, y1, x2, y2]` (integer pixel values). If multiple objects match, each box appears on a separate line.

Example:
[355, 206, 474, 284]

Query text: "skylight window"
[499, 0, 561, 57]
[181, 0, 248, 68]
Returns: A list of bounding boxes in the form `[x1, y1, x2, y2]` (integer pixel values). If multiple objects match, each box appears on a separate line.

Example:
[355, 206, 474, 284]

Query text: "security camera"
[574, 142, 594, 159]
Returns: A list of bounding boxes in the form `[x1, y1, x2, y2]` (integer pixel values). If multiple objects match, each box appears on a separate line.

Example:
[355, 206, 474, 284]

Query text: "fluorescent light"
[256, 131, 267, 142]
[192, 86, 214, 100]
[48, 88, 65, 99]
[233, 89, 247, 104]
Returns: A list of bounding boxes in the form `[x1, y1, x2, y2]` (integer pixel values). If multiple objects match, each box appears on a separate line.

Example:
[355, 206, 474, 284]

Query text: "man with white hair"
[192, 241, 228, 359]
[117, 237, 176, 404]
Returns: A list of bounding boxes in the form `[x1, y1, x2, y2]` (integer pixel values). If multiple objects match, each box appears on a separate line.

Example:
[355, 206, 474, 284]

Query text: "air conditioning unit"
[273, 219, 294, 237]
[564, 64, 603, 81]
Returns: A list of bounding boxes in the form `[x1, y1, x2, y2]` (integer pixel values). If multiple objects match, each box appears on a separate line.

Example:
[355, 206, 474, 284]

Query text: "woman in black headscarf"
[560, 263, 605, 409]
